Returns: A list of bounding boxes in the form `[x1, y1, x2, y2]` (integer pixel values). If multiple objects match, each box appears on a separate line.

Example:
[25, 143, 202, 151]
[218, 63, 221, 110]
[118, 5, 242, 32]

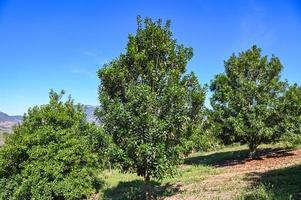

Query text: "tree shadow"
[103, 180, 181, 200]
[184, 147, 295, 168]
[244, 164, 301, 199]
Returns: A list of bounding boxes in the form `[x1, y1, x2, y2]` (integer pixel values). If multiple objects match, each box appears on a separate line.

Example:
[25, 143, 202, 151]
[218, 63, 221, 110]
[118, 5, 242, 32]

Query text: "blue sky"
[0, 0, 300, 115]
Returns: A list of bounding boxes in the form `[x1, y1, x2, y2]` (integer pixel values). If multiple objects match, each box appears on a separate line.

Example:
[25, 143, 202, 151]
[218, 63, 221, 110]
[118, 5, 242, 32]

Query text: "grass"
[98, 151, 222, 199]
[99, 164, 220, 199]
[99, 171, 143, 200]
[185, 144, 250, 166]
[97, 144, 301, 200]
[238, 165, 301, 200]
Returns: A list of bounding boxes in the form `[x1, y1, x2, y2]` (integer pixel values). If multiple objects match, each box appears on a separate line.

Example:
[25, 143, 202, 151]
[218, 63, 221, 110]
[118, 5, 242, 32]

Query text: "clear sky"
[0, 0, 300, 115]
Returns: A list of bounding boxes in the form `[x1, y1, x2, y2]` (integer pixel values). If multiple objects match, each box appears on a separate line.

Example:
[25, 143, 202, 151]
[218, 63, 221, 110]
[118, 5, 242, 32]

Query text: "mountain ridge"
[0, 112, 22, 122]
[0, 105, 99, 134]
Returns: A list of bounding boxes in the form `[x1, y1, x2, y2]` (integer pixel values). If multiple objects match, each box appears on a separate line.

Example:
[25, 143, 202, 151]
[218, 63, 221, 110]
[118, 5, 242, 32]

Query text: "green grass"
[238, 165, 301, 200]
[99, 170, 144, 200]
[98, 150, 222, 200]
[185, 144, 250, 166]
[98, 144, 301, 200]
[98, 145, 249, 199]
[99, 164, 220, 199]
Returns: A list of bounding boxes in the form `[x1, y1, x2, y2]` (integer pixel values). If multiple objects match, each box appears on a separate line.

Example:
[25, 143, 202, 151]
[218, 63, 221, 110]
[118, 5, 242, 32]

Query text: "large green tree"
[97, 17, 205, 198]
[210, 46, 286, 156]
[281, 84, 301, 146]
[0, 90, 109, 200]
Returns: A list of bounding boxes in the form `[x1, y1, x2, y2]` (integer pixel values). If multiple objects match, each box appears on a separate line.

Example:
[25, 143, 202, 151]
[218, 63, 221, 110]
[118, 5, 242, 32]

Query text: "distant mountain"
[84, 105, 100, 124]
[0, 106, 100, 146]
[0, 106, 99, 134]
[0, 112, 22, 133]
[0, 112, 22, 123]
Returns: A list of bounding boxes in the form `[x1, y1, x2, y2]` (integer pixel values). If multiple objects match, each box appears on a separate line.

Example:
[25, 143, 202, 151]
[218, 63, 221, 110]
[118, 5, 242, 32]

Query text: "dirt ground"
[165, 148, 301, 200]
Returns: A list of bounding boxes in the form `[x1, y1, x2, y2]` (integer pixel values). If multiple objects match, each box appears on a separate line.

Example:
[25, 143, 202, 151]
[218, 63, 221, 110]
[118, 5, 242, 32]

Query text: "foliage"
[97, 16, 206, 197]
[190, 109, 222, 152]
[280, 84, 301, 147]
[190, 130, 220, 152]
[210, 46, 287, 154]
[0, 90, 109, 200]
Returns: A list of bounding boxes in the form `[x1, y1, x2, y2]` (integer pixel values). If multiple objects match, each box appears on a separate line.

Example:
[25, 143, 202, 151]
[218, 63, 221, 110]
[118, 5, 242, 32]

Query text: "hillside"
[0, 112, 22, 122]
[0, 112, 22, 133]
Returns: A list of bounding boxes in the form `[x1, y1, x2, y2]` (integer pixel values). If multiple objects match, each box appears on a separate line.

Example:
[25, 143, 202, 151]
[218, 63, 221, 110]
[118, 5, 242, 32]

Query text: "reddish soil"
[222, 148, 301, 174]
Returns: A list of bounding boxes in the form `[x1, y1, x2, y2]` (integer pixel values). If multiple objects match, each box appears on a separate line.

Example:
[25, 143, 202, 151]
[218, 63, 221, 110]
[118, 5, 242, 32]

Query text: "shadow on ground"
[103, 180, 181, 200]
[243, 164, 301, 200]
[184, 147, 294, 168]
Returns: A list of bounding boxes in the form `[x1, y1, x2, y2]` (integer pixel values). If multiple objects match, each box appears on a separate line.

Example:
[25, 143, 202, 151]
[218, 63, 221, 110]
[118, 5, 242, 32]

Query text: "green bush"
[280, 84, 301, 147]
[0, 90, 109, 200]
[191, 131, 221, 152]
[191, 111, 222, 152]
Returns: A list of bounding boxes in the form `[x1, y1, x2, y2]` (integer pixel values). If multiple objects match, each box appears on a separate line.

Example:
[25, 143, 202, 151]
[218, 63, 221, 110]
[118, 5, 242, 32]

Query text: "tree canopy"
[281, 84, 301, 146]
[0, 90, 109, 200]
[210, 45, 287, 155]
[97, 16, 206, 198]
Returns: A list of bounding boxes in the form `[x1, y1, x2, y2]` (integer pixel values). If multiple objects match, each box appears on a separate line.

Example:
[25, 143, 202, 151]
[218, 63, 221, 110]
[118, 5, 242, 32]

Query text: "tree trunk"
[144, 176, 152, 200]
[249, 145, 258, 159]
[108, 161, 112, 173]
